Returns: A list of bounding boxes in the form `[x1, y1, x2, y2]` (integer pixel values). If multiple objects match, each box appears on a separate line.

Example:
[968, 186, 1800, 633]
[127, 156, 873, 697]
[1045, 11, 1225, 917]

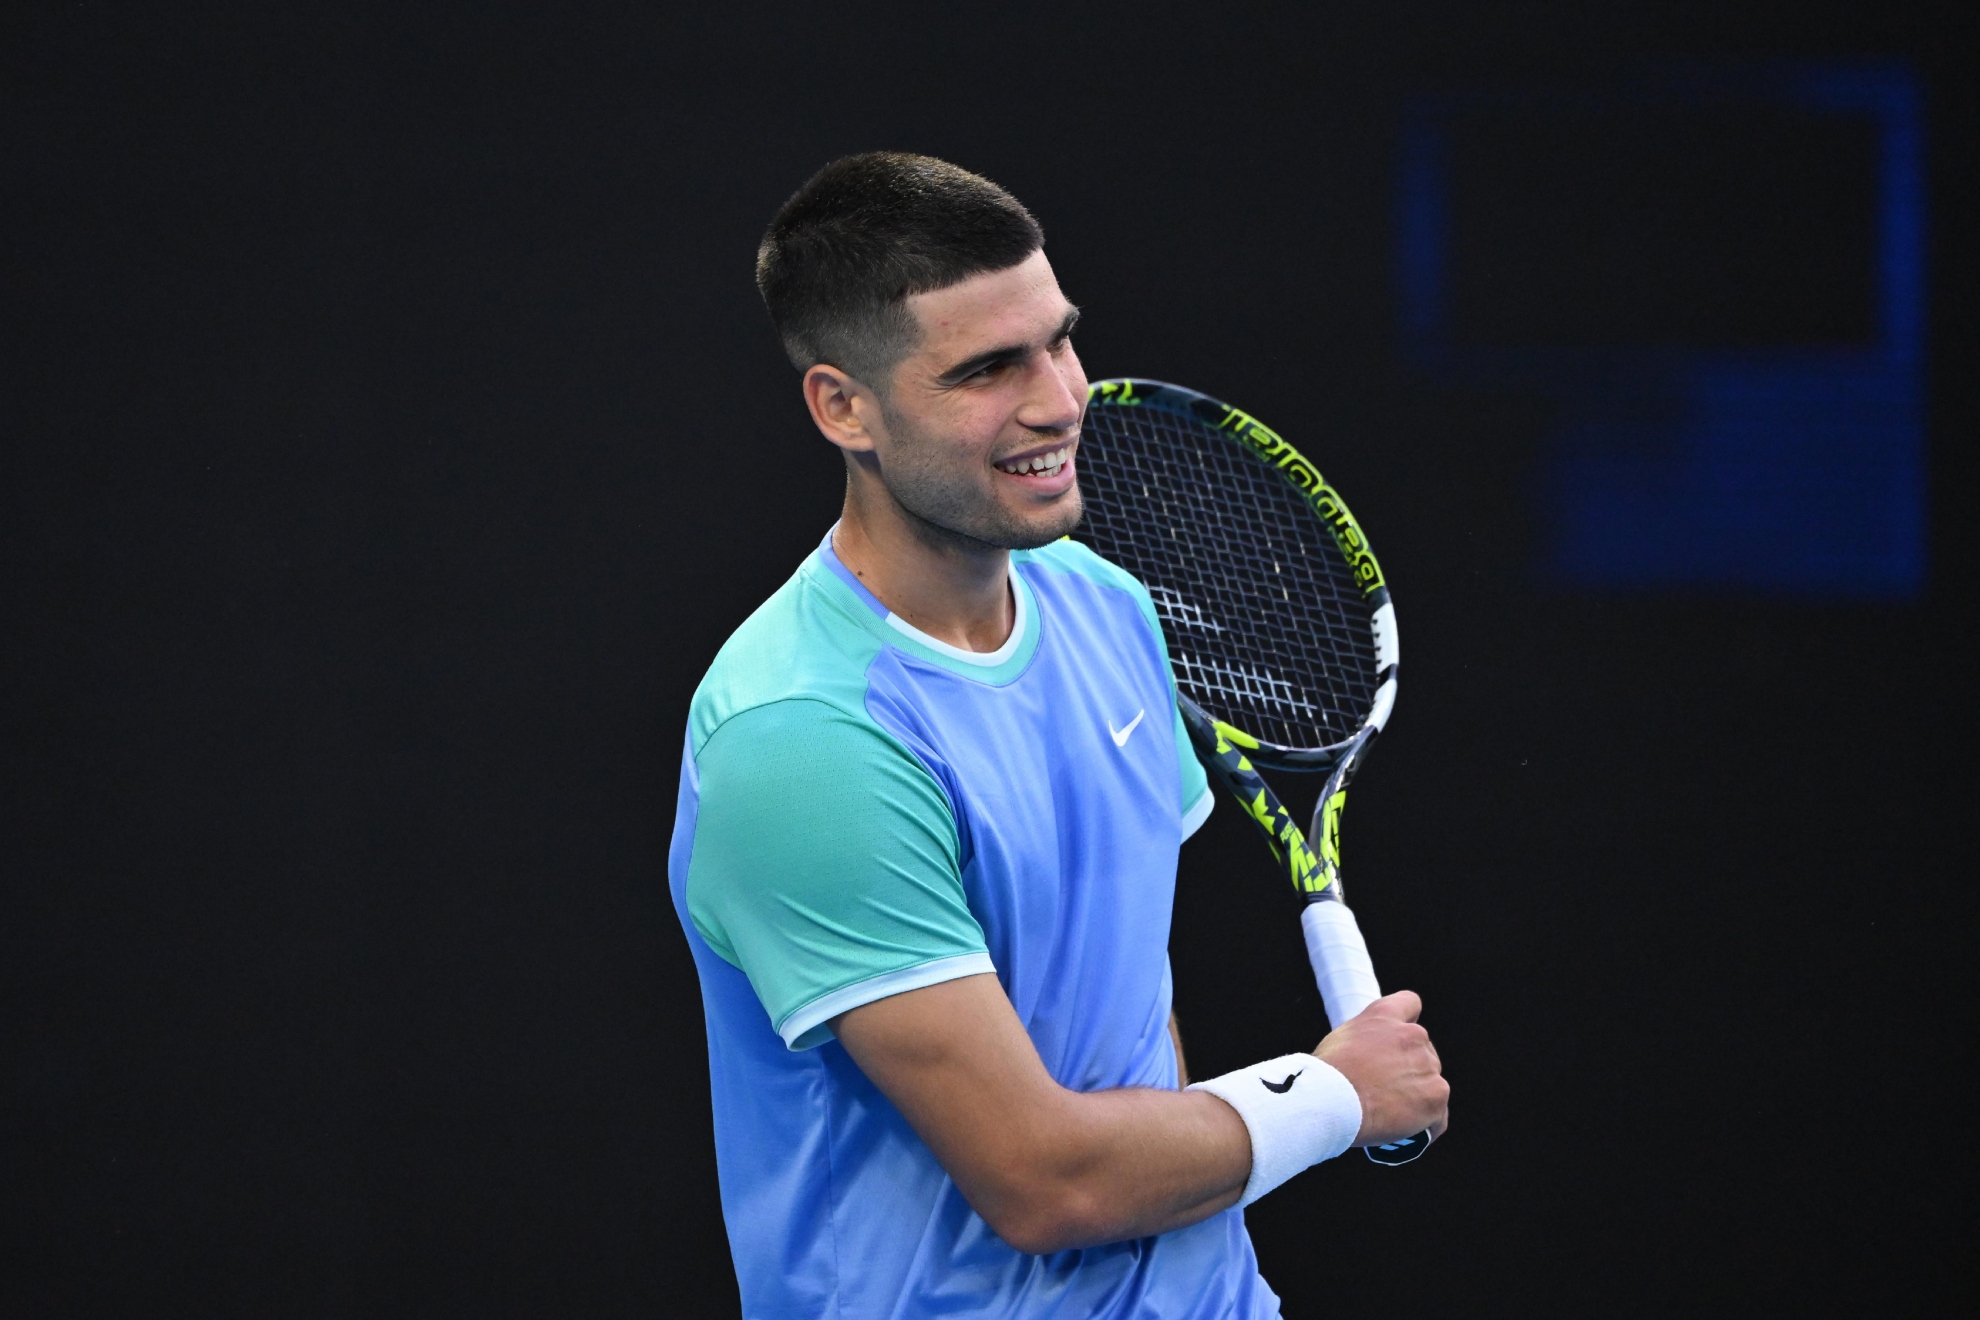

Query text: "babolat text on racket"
[1074, 378, 1428, 1165]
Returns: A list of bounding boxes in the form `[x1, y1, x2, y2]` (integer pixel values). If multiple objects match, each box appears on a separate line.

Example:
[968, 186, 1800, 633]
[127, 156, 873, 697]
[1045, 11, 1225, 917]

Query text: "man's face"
[864, 249, 1087, 551]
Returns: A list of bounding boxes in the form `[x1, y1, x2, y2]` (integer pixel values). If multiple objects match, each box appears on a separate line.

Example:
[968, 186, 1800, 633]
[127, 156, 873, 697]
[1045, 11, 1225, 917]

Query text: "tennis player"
[667, 153, 1448, 1317]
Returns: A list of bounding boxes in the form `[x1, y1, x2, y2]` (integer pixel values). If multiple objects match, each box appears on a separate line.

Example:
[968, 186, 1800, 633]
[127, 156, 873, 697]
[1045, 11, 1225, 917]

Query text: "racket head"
[1073, 379, 1398, 767]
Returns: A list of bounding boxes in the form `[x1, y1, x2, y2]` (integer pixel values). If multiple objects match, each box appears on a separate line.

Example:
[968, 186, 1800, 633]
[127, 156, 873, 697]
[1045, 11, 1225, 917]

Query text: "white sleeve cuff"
[1189, 1053, 1362, 1205]
[775, 952, 995, 1050]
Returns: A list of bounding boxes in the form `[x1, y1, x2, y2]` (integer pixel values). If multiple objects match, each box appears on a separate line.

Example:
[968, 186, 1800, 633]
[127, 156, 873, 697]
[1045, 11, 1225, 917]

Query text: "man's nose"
[1018, 356, 1083, 434]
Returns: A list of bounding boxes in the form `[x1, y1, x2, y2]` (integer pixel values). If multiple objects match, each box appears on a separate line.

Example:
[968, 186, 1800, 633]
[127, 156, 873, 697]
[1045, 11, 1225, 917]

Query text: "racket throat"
[1306, 786, 1349, 905]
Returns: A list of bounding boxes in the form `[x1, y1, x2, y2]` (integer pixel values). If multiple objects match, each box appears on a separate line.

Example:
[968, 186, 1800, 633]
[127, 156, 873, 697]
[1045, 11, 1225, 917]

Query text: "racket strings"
[1075, 404, 1378, 750]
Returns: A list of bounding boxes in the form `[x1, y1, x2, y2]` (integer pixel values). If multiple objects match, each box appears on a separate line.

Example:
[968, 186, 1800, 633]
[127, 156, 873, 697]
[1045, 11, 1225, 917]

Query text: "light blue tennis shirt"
[667, 530, 1282, 1318]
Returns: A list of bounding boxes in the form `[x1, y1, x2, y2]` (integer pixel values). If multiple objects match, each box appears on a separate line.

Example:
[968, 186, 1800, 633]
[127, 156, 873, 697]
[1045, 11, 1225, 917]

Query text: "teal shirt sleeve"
[1173, 699, 1213, 838]
[685, 698, 992, 1049]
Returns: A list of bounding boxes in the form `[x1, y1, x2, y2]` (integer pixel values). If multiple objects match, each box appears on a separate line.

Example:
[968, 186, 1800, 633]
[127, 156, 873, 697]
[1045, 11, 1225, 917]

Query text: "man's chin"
[893, 482, 1084, 553]
[998, 492, 1084, 551]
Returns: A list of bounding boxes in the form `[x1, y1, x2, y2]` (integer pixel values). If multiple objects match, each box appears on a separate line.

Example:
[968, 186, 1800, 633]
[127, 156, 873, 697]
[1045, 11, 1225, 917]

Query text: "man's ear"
[802, 364, 882, 454]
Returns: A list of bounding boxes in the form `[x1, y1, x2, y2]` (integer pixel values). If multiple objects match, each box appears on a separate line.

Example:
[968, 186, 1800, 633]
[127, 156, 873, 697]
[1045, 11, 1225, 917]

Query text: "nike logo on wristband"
[1261, 1071, 1304, 1094]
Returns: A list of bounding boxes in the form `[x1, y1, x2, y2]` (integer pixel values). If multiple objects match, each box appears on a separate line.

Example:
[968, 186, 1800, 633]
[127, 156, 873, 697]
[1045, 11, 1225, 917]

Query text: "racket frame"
[1086, 379, 1400, 770]
[1082, 379, 1430, 1166]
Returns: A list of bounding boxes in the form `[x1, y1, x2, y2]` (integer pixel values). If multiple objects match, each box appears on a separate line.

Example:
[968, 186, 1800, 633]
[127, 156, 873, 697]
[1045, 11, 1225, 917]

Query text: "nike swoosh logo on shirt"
[1261, 1071, 1304, 1094]
[1108, 709, 1146, 747]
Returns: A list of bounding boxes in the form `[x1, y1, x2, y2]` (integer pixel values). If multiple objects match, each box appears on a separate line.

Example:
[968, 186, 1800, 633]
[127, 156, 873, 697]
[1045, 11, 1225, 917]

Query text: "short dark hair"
[755, 152, 1044, 387]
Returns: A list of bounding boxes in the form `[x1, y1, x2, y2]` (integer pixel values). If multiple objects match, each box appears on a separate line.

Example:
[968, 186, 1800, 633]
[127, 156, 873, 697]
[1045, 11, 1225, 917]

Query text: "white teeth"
[997, 447, 1070, 475]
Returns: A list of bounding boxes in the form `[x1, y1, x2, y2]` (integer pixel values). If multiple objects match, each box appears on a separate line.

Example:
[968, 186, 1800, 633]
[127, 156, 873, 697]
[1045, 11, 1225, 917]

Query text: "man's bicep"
[686, 700, 988, 1048]
[833, 973, 1065, 1191]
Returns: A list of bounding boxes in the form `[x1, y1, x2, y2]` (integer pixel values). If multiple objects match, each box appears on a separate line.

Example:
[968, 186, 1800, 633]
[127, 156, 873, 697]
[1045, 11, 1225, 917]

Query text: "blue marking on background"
[1396, 65, 1926, 597]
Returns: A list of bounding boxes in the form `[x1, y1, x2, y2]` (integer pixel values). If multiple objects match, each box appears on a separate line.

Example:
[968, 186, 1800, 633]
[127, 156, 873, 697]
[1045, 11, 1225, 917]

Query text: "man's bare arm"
[835, 974, 1449, 1254]
[1169, 1010, 1187, 1086]
[834, 974, 1248, 1254]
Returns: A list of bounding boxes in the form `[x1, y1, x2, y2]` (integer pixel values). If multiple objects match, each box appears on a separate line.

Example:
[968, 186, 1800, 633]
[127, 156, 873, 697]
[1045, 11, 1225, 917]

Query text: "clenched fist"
[1313, 990, 1450, 1148]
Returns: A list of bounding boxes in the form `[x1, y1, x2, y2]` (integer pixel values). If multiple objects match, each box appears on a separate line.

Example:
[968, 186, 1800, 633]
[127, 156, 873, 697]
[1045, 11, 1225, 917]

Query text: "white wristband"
[1188, 1053, 1362, 1205]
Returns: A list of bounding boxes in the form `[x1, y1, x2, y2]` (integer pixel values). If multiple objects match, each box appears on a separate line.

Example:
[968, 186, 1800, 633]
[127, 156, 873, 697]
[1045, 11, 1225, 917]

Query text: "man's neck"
[832, 492, 1014, 655]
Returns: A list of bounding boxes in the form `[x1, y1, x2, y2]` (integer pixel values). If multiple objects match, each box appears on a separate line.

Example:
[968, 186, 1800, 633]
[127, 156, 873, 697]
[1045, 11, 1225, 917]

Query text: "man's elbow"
[981, 1182, 1113, 1256]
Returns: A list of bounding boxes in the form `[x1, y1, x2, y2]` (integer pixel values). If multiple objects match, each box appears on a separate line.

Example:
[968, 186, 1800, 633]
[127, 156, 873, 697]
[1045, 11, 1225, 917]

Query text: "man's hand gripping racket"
[1075, 379, 1439, 1165]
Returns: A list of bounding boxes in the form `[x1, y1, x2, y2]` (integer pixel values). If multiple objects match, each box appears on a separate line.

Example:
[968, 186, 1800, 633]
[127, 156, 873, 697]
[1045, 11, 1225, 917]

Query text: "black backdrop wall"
[4, 3, 1974, 1316]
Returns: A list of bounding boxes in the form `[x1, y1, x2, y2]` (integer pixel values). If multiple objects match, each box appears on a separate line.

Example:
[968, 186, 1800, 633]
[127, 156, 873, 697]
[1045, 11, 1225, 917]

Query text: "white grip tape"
[1189, 1054, 1362, 1205]
[1301, 901, 1382, 1030]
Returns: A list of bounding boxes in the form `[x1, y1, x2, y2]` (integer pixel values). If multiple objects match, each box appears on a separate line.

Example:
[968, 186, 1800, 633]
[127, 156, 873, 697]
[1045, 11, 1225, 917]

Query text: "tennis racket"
[1074, 378, 1428, 1166]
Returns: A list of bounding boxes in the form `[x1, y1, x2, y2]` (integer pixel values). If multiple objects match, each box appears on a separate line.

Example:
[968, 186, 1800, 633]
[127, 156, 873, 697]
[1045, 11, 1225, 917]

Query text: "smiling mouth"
[993, 445, 1072, 478]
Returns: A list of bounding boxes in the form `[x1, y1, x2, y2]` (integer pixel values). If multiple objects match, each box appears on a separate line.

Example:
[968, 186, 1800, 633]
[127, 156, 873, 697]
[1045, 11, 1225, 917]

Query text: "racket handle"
[1300, 899, 1382, 1030]
[1301, 900, 1434, 1165]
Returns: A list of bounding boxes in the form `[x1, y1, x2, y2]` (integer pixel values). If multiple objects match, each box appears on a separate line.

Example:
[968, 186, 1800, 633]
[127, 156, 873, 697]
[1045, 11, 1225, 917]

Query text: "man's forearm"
[981, 1081, 1248, 1251]
[835, 974, 1249, 1254]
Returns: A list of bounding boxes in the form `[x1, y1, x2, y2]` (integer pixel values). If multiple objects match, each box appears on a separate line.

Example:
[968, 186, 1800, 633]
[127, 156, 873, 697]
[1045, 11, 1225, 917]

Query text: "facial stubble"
[872, 398, 1084, 553]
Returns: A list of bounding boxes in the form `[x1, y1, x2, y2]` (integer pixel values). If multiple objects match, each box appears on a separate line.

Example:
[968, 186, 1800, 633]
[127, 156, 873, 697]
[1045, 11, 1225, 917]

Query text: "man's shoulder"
[1017, 536, 1144, 592]
[689, 553, 889, 757]
[1016, 538, 1162, 634]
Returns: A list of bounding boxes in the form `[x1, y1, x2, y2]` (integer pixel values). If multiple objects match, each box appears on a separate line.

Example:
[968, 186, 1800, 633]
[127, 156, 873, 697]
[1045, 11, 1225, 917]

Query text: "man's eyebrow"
[934, 306, 1082, 386]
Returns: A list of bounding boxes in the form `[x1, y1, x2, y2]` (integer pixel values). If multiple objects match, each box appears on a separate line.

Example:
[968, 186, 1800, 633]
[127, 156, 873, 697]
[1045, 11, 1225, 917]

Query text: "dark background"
[4, 2, 1974, 1316]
